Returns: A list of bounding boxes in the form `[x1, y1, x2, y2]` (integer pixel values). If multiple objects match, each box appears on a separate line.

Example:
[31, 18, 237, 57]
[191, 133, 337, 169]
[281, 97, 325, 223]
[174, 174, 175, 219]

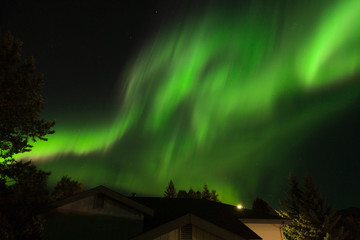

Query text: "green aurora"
[18, 0, 360, 206]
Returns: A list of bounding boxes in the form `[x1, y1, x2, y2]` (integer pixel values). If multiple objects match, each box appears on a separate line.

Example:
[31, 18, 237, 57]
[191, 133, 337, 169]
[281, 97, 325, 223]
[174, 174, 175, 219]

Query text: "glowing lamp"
[237, 204, 243, 209]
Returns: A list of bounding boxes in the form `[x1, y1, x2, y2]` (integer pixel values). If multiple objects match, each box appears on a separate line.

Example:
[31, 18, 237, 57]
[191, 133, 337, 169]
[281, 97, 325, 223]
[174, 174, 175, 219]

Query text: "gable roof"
[47, 185, 154, 216]
[42, 186, 287, 240]
[130, 197, 285, 240]
[131, 213, 250, 240]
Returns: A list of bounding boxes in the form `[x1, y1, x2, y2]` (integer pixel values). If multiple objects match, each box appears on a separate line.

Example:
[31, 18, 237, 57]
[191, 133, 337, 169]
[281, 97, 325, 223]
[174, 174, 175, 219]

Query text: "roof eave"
[131, 213, 258, 240]
[240, 218, 291, 225]
[45, 185, 154, 216]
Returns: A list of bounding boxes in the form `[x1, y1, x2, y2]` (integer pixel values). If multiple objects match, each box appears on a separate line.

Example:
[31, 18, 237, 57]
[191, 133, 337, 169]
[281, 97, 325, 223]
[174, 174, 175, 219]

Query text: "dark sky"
[3, 0, 158, 110]
[2, 0, 360, 209]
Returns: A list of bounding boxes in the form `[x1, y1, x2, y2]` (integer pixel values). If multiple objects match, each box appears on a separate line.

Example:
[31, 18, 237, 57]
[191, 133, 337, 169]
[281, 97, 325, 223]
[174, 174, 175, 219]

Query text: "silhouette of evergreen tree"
[0, 32, 54, 160]
[188, 188, 197, 199]
[51, 176, 83, 201]
[164, 180, 177, 198]
[210, 190, 219, 202]
[177, 190, 188, 198]
[164, 181, 220, 202]
[0, 32, 54, 240]
[195, 190, 202, 199]
[202, 184, 211, 200]
[278, 174, 348, 240]
[0, 161, 50, 240]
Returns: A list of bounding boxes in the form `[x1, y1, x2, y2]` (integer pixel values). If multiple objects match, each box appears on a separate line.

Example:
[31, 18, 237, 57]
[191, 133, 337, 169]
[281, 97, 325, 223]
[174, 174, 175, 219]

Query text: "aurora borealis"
[3, 0, 360, 208]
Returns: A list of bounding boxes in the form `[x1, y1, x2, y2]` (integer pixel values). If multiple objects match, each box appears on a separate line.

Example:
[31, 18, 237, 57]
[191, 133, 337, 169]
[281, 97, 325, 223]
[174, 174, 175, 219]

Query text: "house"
[41, 186, 288, 240]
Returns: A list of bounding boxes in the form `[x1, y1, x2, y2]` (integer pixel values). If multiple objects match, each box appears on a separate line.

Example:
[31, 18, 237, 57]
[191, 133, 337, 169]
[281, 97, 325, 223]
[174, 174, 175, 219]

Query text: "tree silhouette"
[51, 176, 83, 201]
[210, 190, 219, 202]
[187, 188, 197, 199]
[201, 184, 211, 200]
[164, 180, 177, 198]
[0, 161, 50, 240]
[177, 190, 188, 198]
[278, 174, 347, 240]
[164, 180, 220, 202]
[164, 181, 220, 201]
[0, 32, 54, 240]
[0, 32, 54, 161]
[195, 190, 202, 199]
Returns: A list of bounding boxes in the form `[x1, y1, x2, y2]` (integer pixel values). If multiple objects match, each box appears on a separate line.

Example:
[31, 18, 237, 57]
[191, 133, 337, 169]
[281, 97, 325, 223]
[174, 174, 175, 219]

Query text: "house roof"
[338, 207, 360, 218]
[131, 213, 250, 240]
[130, 197, 286, 240]
[46, 185, 154, 216]
[42, 186, 287, 240]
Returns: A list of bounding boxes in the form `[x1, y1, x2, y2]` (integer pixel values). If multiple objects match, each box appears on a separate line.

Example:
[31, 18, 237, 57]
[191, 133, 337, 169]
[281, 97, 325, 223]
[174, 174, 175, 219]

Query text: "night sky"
[2, 0, 360, 209]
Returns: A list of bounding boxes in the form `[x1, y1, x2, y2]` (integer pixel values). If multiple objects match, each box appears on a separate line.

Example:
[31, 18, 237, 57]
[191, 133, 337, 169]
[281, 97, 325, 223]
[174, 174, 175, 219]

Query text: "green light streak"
[299, 0, 360, 85]
[16, 0, 360, 206]
[19, 109, 139, 159]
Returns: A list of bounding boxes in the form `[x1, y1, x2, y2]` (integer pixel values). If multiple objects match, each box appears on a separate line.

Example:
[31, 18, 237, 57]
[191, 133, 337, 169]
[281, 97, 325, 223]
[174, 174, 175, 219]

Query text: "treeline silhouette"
[164, 180, 220, 202]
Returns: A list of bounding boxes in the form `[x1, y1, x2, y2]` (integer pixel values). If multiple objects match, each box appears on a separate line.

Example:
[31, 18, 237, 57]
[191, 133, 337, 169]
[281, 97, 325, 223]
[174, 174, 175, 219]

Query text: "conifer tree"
[164, 180, 176, 198]
[177, 190, 188, 198]
[278, 174, 321, 240]
[163, 181, 220, 201]
[278, 174, 347, 240]
[210, 190, 219, 202]
[188, 188, 197, 199]
[0, 32, 54, 240]
[202, 184, 211, 200]
[0, 161, 51, 240]
[51, 176, 83, 201]
[195, 190, 202, 199]
[0, 32, 54, 160]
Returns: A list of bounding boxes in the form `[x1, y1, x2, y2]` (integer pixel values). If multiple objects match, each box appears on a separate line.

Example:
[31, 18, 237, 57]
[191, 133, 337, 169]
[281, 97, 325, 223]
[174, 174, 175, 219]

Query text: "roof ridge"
[46, 185, 154, 216]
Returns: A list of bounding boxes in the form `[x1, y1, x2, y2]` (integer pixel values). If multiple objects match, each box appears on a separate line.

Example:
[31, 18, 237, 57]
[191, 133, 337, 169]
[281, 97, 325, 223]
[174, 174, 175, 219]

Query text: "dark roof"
[131, 197, 285, 240]
[131, 213, 250, 240]
[41, 186, 287, 239]
[45, 185, 154, 216]
[338, 207, 360, 218]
